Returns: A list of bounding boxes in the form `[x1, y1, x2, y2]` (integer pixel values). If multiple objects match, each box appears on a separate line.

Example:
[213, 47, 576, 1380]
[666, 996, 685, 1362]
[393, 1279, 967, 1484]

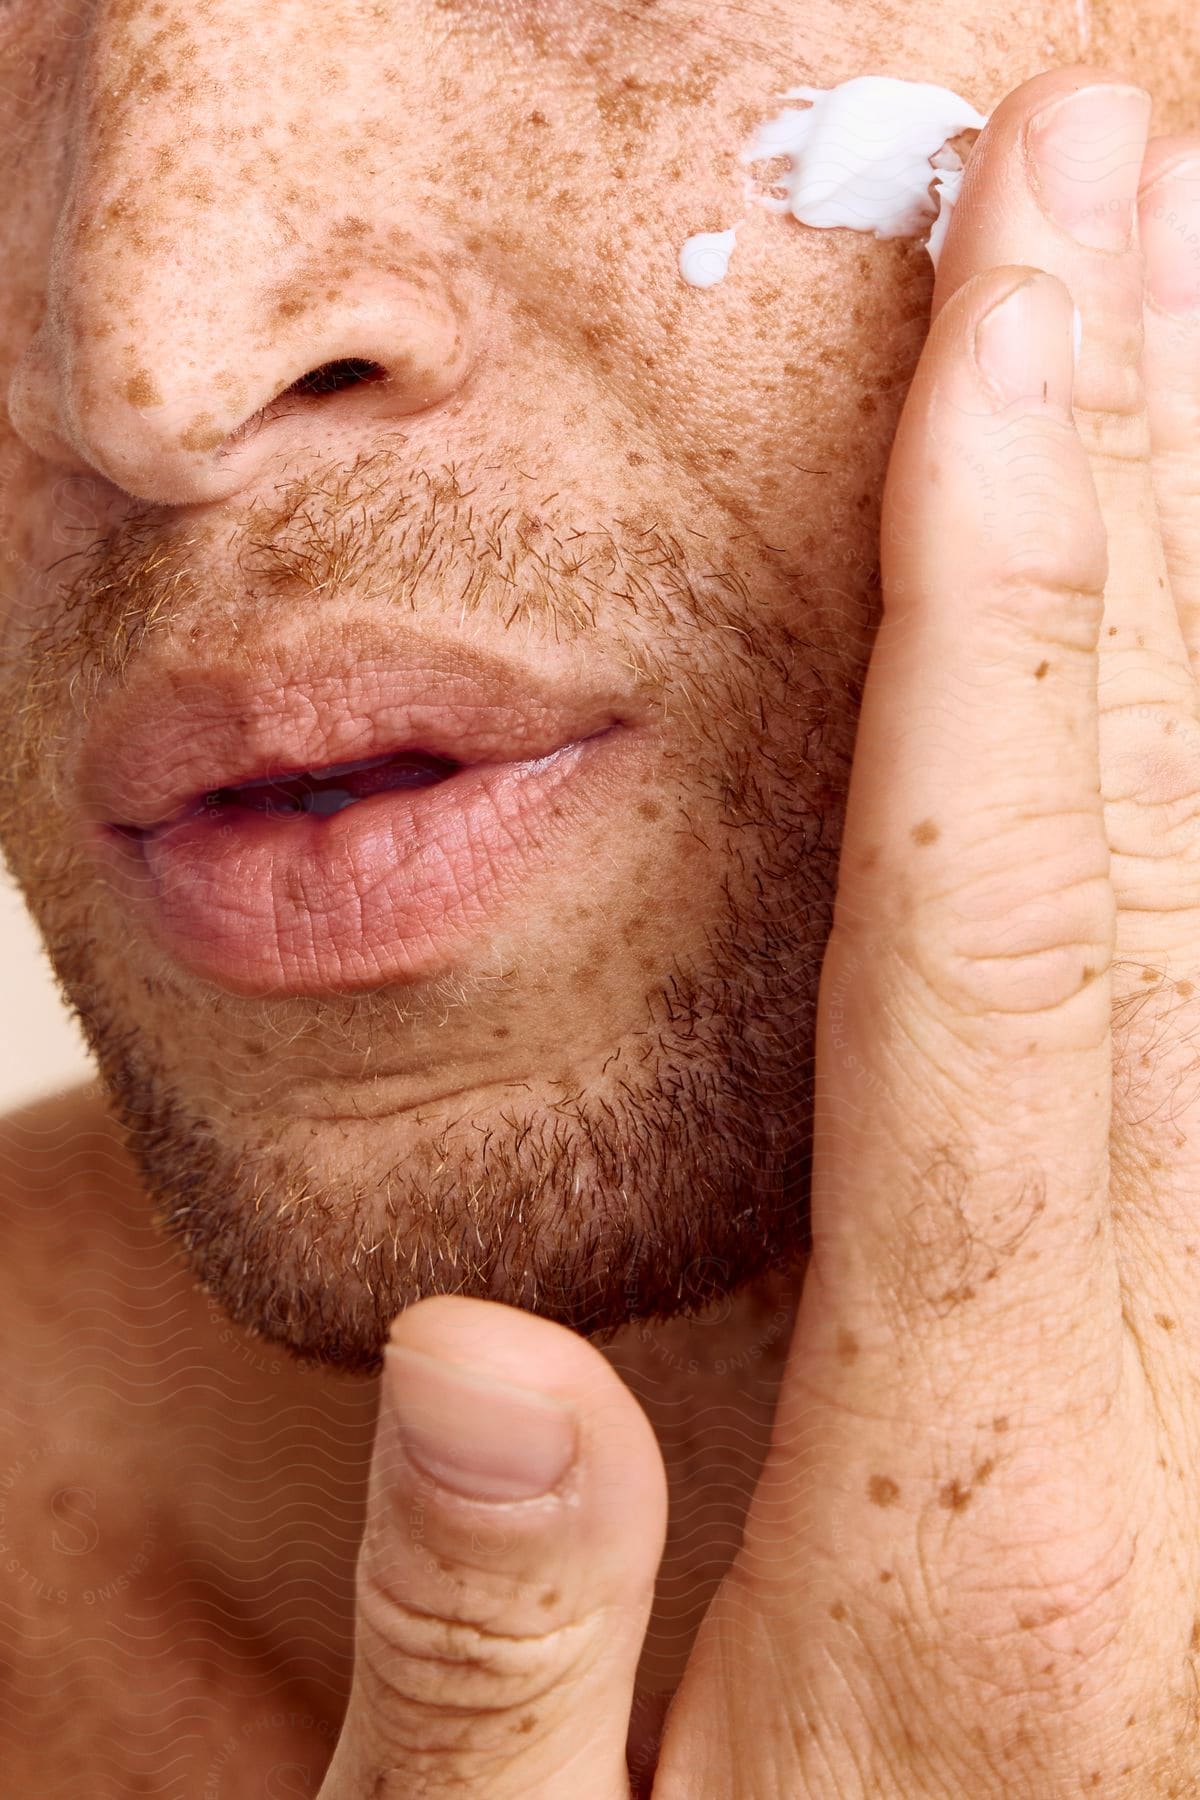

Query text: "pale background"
[0, 858, 94, 1111]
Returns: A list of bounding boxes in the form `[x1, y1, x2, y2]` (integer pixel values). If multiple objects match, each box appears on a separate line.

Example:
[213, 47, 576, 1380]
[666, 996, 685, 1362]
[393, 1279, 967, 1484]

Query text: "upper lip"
[76, 625, 646, 834]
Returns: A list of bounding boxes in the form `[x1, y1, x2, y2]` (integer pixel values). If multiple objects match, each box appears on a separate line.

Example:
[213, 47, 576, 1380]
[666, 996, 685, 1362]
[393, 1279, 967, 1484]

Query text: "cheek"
[0, 451, 50, 649]
[0, 453, 117, 658]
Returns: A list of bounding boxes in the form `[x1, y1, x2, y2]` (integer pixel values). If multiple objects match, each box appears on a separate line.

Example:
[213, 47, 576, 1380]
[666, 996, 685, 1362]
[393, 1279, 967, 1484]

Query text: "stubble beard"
[0, 446, 861, 1372]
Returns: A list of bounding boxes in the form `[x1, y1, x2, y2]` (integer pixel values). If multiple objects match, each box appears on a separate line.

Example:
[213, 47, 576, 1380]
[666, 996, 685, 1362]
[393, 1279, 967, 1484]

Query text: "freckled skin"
[0, 0, 1198, 1785]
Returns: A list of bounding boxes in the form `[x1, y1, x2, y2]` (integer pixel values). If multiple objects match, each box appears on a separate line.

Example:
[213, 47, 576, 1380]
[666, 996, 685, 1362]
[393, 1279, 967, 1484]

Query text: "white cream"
[680, 75, 989, 287]
[678, 224, 742, 289]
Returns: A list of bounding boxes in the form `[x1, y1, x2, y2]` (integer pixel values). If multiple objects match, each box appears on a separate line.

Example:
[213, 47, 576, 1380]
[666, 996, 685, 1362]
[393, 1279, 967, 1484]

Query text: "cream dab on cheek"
[679, 75, 989, 287]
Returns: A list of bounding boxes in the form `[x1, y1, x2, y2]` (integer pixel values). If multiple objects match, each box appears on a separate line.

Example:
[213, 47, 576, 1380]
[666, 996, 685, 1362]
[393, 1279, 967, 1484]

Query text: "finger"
[318, 1297, 666, 1800]
[940, 72, 1200, 972]
[1139, 139, 1200, 672]
[659, 268, 1116, 1791]
[810, 263, 1114, 1390]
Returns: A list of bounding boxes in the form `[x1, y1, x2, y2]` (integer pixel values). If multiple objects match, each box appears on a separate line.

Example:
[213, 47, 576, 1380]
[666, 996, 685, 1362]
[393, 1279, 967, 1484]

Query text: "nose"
[5, 20, 480, 508]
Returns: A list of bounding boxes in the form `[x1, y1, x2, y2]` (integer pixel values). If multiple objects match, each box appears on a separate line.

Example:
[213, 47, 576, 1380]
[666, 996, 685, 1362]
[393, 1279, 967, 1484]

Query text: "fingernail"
[974, 274, 1076, 409]
[1140, 158, 1200, 314]
[1026, 83, 1151, 250]
[384, 1343, 578, 1502]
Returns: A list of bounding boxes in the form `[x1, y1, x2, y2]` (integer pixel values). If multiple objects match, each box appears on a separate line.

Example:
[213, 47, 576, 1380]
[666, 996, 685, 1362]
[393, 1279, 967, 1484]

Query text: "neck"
[601, 1269, 800, 1684]
[11, 1083, 800, 1738]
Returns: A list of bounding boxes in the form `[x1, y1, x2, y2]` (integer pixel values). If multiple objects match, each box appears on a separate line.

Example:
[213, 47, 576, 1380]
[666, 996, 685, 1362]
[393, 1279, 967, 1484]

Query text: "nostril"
[285, 358, 389, 399]
[223, 357, 392, 451]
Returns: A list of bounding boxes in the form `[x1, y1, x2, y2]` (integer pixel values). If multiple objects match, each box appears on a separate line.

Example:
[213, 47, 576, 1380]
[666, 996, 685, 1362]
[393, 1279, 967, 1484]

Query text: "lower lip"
[92, 736, 622, 995]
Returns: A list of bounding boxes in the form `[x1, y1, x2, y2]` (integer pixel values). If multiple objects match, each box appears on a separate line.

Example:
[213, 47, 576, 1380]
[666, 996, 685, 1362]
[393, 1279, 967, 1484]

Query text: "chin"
[38, 900, 818, 1372]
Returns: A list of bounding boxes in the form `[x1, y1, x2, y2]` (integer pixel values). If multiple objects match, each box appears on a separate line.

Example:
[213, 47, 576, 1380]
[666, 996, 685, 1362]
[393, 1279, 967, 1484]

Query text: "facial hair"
[0, 438, 865, 1372]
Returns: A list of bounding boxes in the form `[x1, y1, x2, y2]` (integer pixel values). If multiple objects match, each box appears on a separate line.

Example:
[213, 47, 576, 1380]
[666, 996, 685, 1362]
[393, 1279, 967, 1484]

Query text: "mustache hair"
[5, 432, 837, 855]
[10, 435, 798, 706]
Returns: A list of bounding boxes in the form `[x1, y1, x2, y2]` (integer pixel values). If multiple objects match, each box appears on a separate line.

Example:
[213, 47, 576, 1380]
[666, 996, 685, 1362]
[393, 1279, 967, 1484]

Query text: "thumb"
[317, 1296, 668, 1800]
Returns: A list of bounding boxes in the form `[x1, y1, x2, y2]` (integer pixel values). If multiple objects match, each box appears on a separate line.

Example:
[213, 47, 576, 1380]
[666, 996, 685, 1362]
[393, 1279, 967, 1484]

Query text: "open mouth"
[114, 748, 465, 840]
[78, 629, 656, 994]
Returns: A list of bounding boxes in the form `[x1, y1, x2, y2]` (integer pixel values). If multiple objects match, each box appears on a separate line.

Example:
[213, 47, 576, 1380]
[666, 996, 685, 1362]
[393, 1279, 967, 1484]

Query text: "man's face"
[0, 0, 1186, 1369]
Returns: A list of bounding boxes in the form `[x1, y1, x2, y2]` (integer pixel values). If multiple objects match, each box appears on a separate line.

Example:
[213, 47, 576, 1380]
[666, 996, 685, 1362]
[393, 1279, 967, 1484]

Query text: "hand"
[317, 66, 1200, 1797]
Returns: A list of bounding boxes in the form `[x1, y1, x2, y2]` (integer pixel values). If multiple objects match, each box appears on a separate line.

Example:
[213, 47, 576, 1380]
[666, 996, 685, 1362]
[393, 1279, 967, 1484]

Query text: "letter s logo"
[50, 1486, 101, 1557]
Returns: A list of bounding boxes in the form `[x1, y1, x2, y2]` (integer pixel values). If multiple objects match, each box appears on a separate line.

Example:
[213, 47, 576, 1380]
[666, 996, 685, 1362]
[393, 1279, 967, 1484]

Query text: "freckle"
[973, 1458, 995, 1485]
[1079, 965, 1095, 987]
[1179, 980, 1194, 997]
[1141, 967, 1161, 982]
[1034, 660, 1049, 679]
[868, 1474, 899, 1507]
[1190, 1617, 1200, 1652]
[993, 1415, 1009, 1432]
[638, 799, 663, 821]
[828, 1600, 848, 1621]
[626, 450, 644, 465]
[938, 1478, 971, 1510]
[539, 1588, 559, 1609]
[275, 292, 312, 321]
[860, 845, 879, 869]
[835, 1329, 859, 1364]
[516, 1713, 537, 1734]
[878, 1568, 893, 1582]
[124, 370, 162, 407]
[1165, 718, 1177, 734]
[910, 818, 939, 846]
[179, 417, 224, 452]
[1107, 625, 1118, 635]
[1126, 1715, 1136, 1728]
[1154, 1313, 1176, 1331]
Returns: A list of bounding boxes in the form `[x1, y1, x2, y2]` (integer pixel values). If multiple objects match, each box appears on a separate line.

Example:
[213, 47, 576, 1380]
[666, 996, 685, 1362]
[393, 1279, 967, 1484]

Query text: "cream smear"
[680, 75, 989, 287]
